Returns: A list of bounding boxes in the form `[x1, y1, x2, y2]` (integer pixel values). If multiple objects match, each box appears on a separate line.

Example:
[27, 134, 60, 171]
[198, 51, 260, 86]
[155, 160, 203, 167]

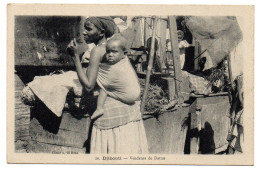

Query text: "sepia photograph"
[6, 4, 254, 165]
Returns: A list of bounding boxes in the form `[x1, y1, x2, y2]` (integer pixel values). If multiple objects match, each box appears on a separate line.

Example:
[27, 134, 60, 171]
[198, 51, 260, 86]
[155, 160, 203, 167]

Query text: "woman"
[67, 16, 149, 154]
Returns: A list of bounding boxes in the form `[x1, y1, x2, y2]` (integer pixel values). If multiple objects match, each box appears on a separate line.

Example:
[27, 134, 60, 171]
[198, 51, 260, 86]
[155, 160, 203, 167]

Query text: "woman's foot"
[91, 108, 105, 120]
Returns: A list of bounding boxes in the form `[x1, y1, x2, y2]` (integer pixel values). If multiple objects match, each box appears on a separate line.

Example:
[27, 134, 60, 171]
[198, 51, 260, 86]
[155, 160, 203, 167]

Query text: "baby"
[91, 34, 140, 119]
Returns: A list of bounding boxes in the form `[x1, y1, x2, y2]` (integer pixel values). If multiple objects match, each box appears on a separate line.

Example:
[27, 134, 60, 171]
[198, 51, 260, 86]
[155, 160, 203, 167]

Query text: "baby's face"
[106, 40, 125, 65]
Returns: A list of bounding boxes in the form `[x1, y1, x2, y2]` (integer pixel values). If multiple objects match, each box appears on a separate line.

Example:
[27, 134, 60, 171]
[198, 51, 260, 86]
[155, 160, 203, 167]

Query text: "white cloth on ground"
[28, 71, 82, 117]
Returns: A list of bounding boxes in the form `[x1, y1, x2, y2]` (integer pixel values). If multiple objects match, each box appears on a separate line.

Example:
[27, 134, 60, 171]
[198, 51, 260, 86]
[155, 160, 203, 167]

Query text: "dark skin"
[67, 21, 107, 92]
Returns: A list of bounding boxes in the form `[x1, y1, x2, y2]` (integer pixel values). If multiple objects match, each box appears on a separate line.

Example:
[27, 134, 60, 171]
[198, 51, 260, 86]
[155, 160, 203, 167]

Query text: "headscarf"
[86, 16, 118, 38]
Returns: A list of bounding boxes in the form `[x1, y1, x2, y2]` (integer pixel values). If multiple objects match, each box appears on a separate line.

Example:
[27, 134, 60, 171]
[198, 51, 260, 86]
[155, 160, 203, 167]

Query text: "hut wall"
[15, 73, 31, 152]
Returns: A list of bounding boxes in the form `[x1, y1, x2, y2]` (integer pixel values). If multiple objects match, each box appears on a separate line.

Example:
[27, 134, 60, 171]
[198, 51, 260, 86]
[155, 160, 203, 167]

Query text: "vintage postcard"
[7, 4, 254, 165]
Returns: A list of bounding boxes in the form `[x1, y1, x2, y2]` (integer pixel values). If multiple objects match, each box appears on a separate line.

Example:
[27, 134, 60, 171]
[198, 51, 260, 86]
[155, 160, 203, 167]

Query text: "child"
[91, 34, 140, 119]
[166, 30, 193, 70]
[177, 30, 193, 69]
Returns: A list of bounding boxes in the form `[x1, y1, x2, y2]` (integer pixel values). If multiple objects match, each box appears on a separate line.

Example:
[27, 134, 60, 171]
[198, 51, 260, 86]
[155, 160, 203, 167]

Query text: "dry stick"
[140, 17, 158, 114]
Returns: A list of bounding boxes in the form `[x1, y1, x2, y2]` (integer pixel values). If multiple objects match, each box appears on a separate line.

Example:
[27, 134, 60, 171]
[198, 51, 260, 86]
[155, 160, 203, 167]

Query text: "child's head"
[105, 34, 128, 65]
[177, 30, 184, 41]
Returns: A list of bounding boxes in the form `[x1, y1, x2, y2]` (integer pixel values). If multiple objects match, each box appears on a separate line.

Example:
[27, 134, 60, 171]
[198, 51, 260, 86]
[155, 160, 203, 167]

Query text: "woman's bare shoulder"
[91, 45, 106, 55]
[90, 45, 106, 62]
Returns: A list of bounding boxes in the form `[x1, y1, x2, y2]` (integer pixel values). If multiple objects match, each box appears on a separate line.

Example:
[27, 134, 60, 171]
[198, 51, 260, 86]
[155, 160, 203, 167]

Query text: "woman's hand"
[67, 38, 80, 62]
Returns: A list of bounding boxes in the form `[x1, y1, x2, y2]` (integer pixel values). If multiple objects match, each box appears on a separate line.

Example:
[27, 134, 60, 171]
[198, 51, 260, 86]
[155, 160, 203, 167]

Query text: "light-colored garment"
[81, 43, 96, 63]
[166, 40, 189, 69]
[97, 57, 140, 104]
[179, 40, 189, 69]
[94, 97, 142, 129]
[91, 120, 149, 154]
[28, 71, 82, 117]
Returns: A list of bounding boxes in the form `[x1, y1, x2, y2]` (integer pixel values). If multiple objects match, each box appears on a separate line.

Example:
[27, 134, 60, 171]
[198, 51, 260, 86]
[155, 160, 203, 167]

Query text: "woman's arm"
[75, 47, 105, 92]
[68, 39, 105, 92]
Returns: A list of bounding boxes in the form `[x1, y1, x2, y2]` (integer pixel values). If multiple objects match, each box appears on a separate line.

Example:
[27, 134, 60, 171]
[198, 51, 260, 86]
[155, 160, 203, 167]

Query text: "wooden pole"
[168, 16, 182, 99]
[194, 39, 201, 72]
[227, 54, 233, 84]
[227, 54, 234, 105]
[140, 16, 158, 114]
[143, 17, 147, 48]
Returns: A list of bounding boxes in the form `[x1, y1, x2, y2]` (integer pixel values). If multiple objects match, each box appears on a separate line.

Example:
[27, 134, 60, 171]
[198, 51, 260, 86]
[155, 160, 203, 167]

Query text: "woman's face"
[83, 21, 103, 44]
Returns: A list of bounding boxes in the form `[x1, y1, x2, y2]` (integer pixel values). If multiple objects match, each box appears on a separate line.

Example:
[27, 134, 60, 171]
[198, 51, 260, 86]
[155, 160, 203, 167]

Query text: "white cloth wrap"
[97, 57, 140, 104]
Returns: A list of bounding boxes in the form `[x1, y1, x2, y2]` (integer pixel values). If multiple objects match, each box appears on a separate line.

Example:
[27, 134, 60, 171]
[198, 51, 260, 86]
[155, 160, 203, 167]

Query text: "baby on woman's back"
[91, 34, 140, 120]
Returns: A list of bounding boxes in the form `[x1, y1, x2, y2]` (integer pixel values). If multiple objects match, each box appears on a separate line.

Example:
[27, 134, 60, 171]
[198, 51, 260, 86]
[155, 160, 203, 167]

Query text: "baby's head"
[105, 34, 128, 65]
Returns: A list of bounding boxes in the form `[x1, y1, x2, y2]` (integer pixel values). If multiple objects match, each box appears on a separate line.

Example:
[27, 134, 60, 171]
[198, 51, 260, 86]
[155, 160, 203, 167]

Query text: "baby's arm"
[91, 89, 107, 120]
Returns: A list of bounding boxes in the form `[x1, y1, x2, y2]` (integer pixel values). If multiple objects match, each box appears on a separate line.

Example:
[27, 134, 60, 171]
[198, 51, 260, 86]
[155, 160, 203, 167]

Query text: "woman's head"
[83, 17, 118, 44]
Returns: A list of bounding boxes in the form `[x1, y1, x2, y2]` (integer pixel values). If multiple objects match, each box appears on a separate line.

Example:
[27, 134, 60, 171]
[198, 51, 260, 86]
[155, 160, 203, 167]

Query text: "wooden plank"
[196, 95, 229, 106]
[168, 16, 183, 99]
[198, 96, 230, 153]
[30, 128, 87, 148]
[189, 96, 230, 154]
[59, 112, 89, 133]
[190, 92, 229, 98]
[189, 99, 199, 154]
[143, 107, 189, 154]
[167, 78, 175, 100]
[29, 117, 88, 149]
